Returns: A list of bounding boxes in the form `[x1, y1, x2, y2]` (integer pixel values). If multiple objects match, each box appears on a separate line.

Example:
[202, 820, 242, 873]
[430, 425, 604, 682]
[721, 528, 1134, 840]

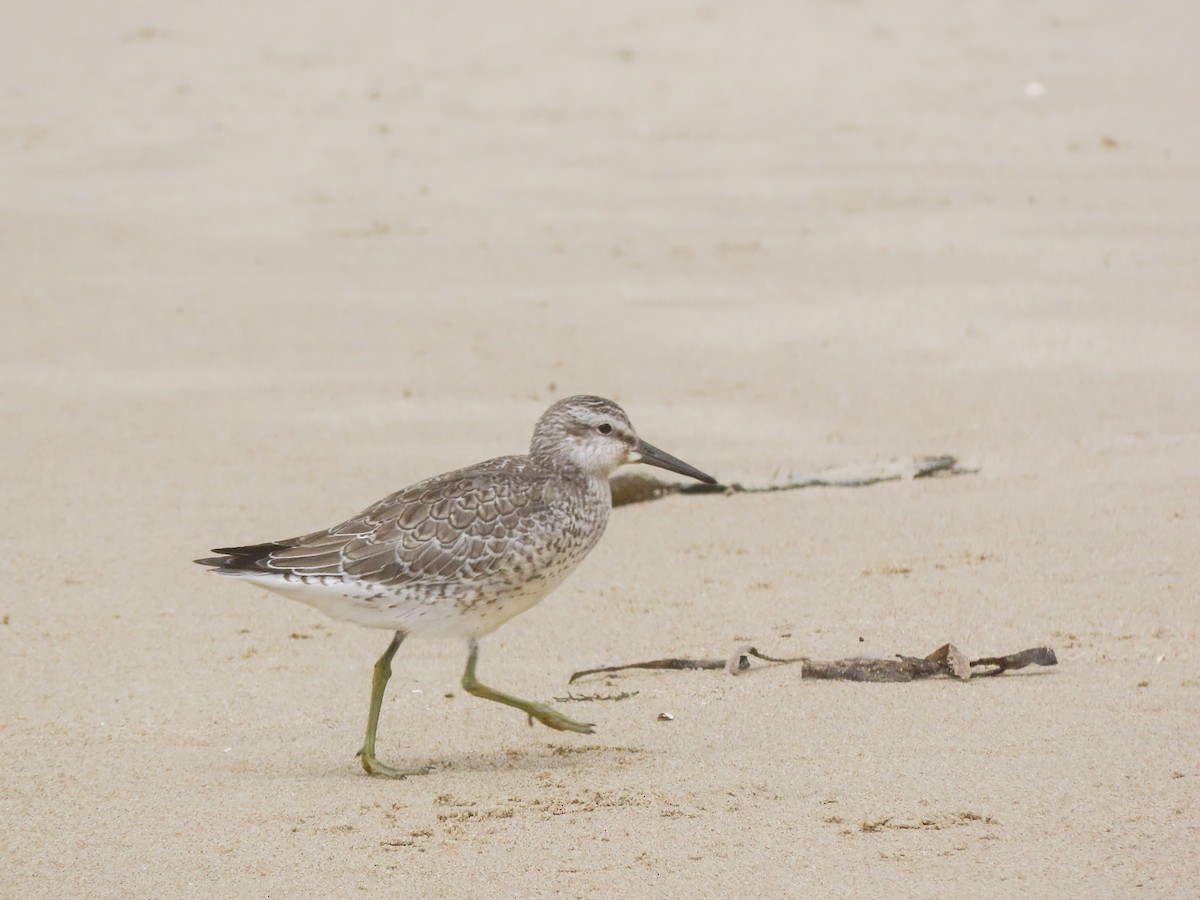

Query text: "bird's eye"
[597, 423, 613, 435]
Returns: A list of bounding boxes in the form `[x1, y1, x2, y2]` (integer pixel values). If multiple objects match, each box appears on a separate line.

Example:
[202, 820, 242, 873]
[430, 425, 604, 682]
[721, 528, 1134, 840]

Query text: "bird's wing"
[213, 457, 564, 588]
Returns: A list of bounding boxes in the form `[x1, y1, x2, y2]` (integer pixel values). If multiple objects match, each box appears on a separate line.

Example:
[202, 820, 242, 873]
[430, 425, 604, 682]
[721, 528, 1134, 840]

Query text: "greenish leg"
[461, 639, 595, 735]
[357, 631, 429, 778]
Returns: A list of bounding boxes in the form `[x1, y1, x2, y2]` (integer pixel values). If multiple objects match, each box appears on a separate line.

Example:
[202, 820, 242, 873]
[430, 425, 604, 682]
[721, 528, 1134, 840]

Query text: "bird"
[195, 395, 716, 777]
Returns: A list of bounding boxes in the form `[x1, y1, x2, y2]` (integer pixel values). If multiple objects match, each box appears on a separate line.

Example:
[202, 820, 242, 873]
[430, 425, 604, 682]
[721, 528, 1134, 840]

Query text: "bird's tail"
[194, 542, 290, 575]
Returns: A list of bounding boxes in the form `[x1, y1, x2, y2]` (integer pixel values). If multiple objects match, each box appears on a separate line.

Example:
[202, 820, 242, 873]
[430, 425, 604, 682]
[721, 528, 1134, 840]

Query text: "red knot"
[196, 395, 715, 777]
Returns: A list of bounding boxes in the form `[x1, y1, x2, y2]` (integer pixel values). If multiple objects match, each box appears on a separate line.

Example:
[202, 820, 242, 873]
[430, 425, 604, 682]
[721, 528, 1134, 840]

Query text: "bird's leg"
[461, 639, 595, 734]
[357, 631, 429, 778]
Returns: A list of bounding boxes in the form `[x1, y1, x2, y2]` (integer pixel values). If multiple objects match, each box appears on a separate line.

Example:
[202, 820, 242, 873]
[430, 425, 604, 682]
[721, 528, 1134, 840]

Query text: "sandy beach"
[3, 1, 1198, 894]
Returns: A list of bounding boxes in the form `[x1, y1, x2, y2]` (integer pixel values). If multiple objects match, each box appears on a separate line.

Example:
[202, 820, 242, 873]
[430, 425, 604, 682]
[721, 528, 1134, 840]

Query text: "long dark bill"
[634, 439, 717, 484]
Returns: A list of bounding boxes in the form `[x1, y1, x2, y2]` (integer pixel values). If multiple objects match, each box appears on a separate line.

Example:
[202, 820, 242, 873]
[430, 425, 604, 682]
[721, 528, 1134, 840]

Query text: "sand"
[3, 1, 1198, 895]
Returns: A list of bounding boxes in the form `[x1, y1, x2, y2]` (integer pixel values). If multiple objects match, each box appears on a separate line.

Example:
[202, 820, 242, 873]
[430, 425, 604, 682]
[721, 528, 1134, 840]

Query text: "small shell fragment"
[656, 712, 674, 722]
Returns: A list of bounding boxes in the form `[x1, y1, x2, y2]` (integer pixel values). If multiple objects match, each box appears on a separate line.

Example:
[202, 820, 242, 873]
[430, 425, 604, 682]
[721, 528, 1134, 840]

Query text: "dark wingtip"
[211, 544, 282, 556]
[194, 542, 290, 573]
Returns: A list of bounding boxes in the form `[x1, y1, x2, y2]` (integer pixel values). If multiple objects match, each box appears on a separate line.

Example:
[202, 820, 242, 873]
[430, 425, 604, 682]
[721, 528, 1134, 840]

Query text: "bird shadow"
[303, 741, 646, 781]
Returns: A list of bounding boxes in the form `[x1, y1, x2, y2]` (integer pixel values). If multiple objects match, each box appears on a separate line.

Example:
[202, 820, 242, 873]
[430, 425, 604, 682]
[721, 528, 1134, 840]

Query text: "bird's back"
[196, 454, 612, 636]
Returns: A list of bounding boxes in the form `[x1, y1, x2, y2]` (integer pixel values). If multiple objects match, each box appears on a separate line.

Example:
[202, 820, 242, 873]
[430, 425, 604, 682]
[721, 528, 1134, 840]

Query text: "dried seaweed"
[552, 691, 640, 703]
[610, 455, 978, 508]
[569, 643, 1056, 684]
[969, 646, 1058, 676]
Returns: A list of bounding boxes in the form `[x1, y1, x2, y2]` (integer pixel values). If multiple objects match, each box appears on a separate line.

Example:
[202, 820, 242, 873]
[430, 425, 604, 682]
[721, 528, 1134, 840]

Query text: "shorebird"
[196, 395, 715, 777]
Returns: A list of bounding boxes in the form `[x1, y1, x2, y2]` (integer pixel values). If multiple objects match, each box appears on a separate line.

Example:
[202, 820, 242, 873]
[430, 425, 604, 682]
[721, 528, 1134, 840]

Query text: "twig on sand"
[610, 455, 978, 508]
[569, 644, 1057, 684]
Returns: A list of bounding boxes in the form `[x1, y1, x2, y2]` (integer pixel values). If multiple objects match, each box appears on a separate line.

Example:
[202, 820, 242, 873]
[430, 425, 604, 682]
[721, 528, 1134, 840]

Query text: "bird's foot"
[523, 702, 595, 734]
[357, 748, 432, 779]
